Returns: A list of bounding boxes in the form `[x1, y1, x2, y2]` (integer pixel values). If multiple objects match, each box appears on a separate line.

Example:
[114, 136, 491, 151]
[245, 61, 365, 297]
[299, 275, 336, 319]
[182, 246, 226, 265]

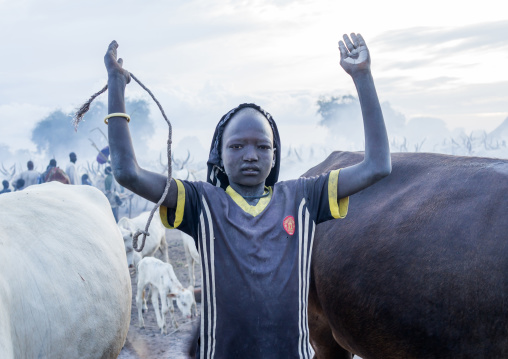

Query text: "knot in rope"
[133, 229, 150, 252]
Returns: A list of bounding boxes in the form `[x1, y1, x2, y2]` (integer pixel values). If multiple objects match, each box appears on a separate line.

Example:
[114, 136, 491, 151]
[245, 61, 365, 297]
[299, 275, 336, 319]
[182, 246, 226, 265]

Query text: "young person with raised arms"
[104, 32, 391, 358]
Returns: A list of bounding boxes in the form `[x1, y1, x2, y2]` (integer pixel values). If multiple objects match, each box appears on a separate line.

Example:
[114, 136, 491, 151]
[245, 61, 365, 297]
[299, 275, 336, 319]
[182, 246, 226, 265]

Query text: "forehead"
[222, 108, 273, 143]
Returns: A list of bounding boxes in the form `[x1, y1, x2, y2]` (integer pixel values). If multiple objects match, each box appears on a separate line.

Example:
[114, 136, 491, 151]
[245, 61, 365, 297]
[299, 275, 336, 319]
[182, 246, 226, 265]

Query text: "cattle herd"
[0, 151, 507, 358]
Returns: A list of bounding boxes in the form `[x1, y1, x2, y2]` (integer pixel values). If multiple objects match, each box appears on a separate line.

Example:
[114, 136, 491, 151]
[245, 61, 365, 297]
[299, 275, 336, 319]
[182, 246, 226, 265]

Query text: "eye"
[258, 145, 271, 150]
[229, 144, 243, 149]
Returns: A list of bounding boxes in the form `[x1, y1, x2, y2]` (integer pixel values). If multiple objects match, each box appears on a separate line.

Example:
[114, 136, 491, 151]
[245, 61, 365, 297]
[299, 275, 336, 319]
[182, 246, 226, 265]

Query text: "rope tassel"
[73, 73, 172, 253]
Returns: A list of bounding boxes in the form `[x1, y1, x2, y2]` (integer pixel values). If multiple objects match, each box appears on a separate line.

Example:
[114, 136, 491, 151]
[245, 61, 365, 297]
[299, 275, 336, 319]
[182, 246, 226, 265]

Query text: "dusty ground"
[118, 230, 202, 359]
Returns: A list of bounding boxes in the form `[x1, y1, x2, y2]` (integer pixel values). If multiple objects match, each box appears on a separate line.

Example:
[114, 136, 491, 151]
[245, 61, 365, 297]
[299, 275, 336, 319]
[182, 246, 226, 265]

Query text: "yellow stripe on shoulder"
[159, 179, 186, 229]
[328, 169, 349, 219]
[159, 205, 170, 228]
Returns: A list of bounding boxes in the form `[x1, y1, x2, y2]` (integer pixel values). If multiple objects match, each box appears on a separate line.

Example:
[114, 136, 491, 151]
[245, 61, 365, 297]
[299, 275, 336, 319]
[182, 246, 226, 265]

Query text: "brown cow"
[305, 151, 508, 359]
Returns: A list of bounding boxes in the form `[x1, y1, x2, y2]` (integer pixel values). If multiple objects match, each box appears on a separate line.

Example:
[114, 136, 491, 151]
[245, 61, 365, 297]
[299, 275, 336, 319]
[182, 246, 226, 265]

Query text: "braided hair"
[206, 103, 281, 190]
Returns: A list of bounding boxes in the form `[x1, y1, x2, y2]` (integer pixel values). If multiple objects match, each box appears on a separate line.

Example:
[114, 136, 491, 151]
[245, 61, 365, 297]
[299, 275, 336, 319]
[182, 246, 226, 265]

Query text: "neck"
[229, 182, 266, 205]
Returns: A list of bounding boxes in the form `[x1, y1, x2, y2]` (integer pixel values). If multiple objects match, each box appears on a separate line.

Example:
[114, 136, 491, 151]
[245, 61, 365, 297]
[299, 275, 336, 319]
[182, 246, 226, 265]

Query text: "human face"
[221, 109, 275, 188]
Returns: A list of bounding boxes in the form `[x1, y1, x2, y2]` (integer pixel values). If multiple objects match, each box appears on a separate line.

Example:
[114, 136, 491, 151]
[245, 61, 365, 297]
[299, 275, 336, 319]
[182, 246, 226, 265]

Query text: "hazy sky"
[0, 0, 507, 156]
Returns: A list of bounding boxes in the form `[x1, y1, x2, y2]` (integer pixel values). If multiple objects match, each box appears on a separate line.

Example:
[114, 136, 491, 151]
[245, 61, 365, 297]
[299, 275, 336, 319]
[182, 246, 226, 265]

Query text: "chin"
[234, 176, 266, 187]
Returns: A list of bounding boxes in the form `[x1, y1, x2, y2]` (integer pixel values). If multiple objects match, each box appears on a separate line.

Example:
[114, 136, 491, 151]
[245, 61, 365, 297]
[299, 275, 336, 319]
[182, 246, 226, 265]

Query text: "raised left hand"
[104, 40, 131, 85]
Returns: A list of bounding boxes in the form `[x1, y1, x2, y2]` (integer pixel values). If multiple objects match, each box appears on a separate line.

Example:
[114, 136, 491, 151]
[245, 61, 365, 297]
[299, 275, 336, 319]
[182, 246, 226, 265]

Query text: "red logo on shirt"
[283, 216, 296, 235]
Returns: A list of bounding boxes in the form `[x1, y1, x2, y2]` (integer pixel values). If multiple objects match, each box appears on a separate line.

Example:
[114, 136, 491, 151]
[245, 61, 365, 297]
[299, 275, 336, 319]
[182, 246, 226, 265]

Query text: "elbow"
[377, 161, 392, 179]
[113, 165, 138, 188]
[369, 159, 392, 182]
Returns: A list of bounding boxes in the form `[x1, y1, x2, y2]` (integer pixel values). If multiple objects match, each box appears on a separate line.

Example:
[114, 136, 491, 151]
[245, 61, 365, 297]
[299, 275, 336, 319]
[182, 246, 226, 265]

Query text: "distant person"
[104, 166, 122, 221]
[13, 178, 25, 191]
[13, 160, 40, 190]
[0, 180, 11, 194]
[40, 159, 57, 183]
[81, 173, 93, 186]
[66, 152, 79, 185]
[42, 159, 70, 184]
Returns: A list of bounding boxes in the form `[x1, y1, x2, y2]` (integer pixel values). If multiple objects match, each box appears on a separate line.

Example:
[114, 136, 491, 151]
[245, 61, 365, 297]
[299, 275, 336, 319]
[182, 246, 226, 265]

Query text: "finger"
[356, 33, 367, 47]
[350, 33, 360, 48]
[338, 41, 348, 58]
[109, 40, 118, 49]
[108, 40, 118, 53]
[343, 34, 355, 52]
[118, 58, 124, 67]
[107, 40, 118, 59]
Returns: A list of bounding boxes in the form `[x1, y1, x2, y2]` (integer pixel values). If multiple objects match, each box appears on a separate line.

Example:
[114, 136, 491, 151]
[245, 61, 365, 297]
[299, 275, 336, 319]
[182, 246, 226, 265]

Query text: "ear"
[272, 148, 276, 168]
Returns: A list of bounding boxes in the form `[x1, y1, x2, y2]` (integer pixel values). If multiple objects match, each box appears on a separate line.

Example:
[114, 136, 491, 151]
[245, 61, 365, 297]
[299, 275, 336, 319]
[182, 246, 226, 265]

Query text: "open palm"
[339, 33, 370, 75]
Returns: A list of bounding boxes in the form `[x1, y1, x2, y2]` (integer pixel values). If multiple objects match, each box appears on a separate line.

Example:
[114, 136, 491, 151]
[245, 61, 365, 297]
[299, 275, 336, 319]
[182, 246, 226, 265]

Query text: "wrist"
[108, 80, 127, 113]
[351, 69, 373, 83]
[108, 73, 128, 87]
[351, 67, 371, 78]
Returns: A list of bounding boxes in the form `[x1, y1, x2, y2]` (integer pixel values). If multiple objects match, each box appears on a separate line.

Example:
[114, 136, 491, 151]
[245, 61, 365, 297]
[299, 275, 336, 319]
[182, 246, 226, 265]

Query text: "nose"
[243, 145, 258, 161]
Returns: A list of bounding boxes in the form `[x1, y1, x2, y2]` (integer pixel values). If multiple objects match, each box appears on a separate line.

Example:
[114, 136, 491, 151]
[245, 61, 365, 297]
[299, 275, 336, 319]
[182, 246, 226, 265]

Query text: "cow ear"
[168, 293, 176, 297]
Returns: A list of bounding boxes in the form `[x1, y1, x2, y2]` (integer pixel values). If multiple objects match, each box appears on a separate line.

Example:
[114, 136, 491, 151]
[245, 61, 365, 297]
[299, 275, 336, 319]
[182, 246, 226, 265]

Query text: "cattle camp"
[1, 3, 508, 358]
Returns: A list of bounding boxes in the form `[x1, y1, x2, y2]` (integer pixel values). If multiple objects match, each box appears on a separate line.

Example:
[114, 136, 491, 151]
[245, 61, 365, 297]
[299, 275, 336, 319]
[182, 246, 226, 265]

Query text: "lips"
[241, 166, 260, 175]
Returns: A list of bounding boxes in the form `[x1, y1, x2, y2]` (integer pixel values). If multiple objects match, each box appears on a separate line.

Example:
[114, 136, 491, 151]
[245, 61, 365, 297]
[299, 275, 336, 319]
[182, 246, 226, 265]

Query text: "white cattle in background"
[136, 257, 196, 334]
[0, 182, 131, 359]
[166, 228, 200, 287]
[118, 209, 169, 270]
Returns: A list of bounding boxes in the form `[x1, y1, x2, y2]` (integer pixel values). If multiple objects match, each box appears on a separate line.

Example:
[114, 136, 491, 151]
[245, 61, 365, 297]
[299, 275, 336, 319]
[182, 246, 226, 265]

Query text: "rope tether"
[73, 73, 172, 253]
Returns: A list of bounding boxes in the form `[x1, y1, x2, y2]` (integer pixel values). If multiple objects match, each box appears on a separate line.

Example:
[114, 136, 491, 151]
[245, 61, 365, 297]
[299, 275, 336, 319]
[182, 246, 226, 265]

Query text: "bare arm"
[104, 41, 178, 208]
[336, 33, 391, 199]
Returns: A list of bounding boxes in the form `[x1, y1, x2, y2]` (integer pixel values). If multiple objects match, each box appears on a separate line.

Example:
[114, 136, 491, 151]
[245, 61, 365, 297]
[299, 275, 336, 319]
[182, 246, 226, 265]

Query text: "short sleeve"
[159, 179, 202, 241]
[303, 169, 349, 224]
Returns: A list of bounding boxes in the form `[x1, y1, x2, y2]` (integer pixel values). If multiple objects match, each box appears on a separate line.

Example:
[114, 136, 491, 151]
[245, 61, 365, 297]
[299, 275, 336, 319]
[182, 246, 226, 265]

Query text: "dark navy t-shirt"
[160, 169, 348, 359]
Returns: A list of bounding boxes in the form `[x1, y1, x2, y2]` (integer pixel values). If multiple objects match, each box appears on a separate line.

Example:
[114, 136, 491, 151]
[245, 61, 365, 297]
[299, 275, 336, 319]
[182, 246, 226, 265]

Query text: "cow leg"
[151, 287, 166, 334]
[167, 296, 179, 328]
[309, 310, 352, 359]
[142, 286, 149, 312]
[184, 245, 195, 287]
[189, 287, 197, 317]
[309, 279, 352, 359]
[136, 283, 146, 328]
[160, 234, 170, 264]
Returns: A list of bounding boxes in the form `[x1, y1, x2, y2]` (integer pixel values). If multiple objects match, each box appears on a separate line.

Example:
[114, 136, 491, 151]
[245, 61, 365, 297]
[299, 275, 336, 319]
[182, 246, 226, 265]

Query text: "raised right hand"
[104, 40, 131, 85]
[338, 33, 371, 77]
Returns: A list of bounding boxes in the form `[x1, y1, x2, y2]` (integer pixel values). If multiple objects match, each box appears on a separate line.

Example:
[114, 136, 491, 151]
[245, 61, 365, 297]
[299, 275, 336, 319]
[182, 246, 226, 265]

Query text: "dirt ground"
[118, 230, 202, 359]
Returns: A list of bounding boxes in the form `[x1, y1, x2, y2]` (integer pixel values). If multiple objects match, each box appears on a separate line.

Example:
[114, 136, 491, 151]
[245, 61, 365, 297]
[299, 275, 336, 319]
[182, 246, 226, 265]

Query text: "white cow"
[136, 257, 196, 334]
[0, 182, 131, 359]
[118, 209, 169, 269]
[166, 228, 200, 287]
